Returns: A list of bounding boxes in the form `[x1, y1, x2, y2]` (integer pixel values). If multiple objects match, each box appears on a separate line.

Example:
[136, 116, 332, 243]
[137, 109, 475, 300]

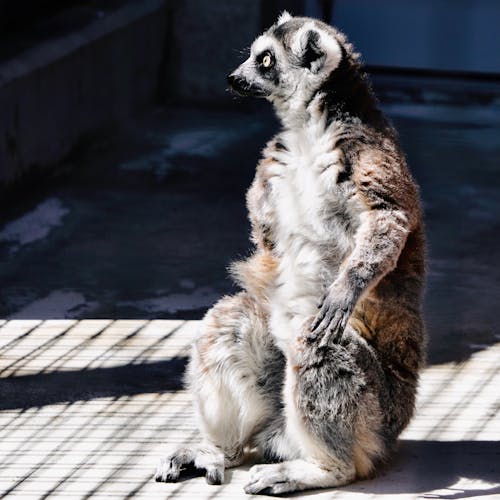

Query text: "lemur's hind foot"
[244, 460, 355, 495]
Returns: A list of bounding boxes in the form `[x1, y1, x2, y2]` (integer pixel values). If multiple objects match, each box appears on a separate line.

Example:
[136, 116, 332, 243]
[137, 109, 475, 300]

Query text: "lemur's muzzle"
[227, 73, 266, 97]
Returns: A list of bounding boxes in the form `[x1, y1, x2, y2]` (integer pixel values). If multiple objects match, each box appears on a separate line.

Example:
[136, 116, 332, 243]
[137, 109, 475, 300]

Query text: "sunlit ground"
[0, 319, 498, 499]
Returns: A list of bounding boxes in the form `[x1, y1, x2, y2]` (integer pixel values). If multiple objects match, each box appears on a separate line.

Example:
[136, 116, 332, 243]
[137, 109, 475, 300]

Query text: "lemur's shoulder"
[350, 132, 422, 227]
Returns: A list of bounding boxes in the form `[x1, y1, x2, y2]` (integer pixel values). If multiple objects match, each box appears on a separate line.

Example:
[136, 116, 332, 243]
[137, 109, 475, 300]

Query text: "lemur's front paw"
[308, 290, 353, 346]
[155, 445, 224, 485]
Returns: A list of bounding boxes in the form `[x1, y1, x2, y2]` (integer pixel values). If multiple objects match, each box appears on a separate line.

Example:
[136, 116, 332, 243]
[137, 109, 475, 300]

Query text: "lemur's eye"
[262, 53, 273, 68]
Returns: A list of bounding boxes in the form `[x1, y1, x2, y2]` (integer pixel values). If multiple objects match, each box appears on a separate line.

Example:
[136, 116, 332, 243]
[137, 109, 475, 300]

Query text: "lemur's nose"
[227, 73, 246, 92]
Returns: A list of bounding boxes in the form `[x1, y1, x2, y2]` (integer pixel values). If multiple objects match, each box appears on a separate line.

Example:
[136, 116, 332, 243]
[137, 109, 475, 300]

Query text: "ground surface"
[1, 80, 500, 498]
[0, 319, 498, 499]
[0, 320, 500, 499]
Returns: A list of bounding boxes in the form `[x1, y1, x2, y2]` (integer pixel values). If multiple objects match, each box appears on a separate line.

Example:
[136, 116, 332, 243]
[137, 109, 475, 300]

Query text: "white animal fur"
[276, 10, 292, 26]
[267, 95, 364, 353]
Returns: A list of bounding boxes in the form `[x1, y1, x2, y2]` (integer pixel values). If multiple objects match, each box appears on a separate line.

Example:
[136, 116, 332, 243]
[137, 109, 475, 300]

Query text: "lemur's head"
[227, 12, 360, 122]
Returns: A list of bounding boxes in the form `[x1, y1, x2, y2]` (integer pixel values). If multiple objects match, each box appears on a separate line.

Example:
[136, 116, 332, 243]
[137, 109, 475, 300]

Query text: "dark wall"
[0, 0, 308, 187]
[165, 0, 305, 102]
[0, 1, 67, 29]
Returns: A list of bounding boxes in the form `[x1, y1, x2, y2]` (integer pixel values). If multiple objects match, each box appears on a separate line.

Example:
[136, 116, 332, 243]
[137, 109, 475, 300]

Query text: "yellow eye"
[262, 54, 272, 68]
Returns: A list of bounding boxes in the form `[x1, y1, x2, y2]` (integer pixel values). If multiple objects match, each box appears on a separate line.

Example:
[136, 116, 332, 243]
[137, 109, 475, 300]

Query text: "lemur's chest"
[267, 126, 359, 246]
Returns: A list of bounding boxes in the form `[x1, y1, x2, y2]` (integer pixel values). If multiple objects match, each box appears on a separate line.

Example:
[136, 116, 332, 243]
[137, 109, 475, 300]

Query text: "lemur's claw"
[309, 300, 351, 348]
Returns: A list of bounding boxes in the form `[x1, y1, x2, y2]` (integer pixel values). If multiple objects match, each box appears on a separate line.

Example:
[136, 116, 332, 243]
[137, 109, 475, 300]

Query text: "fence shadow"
[0, 356, 188, 411]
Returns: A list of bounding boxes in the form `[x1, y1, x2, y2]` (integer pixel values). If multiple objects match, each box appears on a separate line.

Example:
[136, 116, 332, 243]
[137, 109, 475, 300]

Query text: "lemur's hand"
[308, 286, 354, 346]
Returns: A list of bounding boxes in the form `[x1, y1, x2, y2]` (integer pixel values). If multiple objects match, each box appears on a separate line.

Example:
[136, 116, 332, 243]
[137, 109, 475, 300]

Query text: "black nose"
[227, 73, 246, 92]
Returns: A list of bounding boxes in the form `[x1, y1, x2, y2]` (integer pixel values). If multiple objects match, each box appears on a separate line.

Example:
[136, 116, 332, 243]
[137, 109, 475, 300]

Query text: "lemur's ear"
[293, 24, 342, 74]
[276, 10, 292, 26]
[301, 30, 323, 71]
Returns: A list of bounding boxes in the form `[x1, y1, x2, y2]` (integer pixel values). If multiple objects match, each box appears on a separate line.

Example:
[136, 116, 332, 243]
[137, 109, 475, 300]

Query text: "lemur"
[156, 12, 425, 495]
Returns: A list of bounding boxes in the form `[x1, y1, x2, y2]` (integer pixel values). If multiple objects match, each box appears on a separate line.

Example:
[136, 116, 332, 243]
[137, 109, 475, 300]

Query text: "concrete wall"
[0, 0, 307, 188]
[0, 0, 168, 187]
[165, 0, 262, 102]
[166, 0, 305, 103]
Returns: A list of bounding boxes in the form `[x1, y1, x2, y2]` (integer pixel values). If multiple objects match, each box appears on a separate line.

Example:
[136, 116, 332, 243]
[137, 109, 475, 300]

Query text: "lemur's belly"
[258, 122, 369, 350]
[266, 136, 358, 350]
[268, 237, 325, 351]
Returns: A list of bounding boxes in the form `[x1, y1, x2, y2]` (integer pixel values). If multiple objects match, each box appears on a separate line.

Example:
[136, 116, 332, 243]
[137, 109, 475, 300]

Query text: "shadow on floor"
[0, 356, 188, 410]
[298, 440, 500, 499]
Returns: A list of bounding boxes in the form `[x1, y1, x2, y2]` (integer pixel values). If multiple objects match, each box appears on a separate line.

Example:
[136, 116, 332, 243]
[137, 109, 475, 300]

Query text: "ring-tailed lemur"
[156, 12, 425, 495]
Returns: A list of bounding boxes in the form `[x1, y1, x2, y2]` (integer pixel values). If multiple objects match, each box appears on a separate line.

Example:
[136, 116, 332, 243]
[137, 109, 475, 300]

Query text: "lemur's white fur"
[267, 98, 362, 353]
[277, 10, 292, 26]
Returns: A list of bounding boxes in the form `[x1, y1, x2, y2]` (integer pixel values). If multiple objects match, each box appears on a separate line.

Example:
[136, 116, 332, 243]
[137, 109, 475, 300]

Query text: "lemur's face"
[227, 13, 343, 105]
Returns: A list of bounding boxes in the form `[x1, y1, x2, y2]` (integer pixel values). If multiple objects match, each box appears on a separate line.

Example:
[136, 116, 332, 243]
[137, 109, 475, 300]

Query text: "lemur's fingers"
[310, 300, 333, 332]
[155, 445, 225, 484]
[205, 465, 224, 485]
[194, 445, 225, 485]
[155, 447, 196, 482]
[332, 319, 348, 343]
[312, 297, 341, 333]
[316, 310, 349, 347]
[308, 300, 328, 337]
[155, 457, 179, 482]
[310, 310, 332, 335]
[317, 312, 342, 347]
[316, 292, 328, 309]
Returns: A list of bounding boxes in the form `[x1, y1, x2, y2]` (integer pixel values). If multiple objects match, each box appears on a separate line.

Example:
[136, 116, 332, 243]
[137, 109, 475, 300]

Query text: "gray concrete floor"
[1, 319, 498, 499]
[1, 87, 500, 366]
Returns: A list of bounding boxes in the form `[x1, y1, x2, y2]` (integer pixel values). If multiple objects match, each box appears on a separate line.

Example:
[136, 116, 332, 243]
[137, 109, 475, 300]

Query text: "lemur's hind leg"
[156, 292, 283, 485]
[244, 459, 354, 495]
[245, 325, 387, 495]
